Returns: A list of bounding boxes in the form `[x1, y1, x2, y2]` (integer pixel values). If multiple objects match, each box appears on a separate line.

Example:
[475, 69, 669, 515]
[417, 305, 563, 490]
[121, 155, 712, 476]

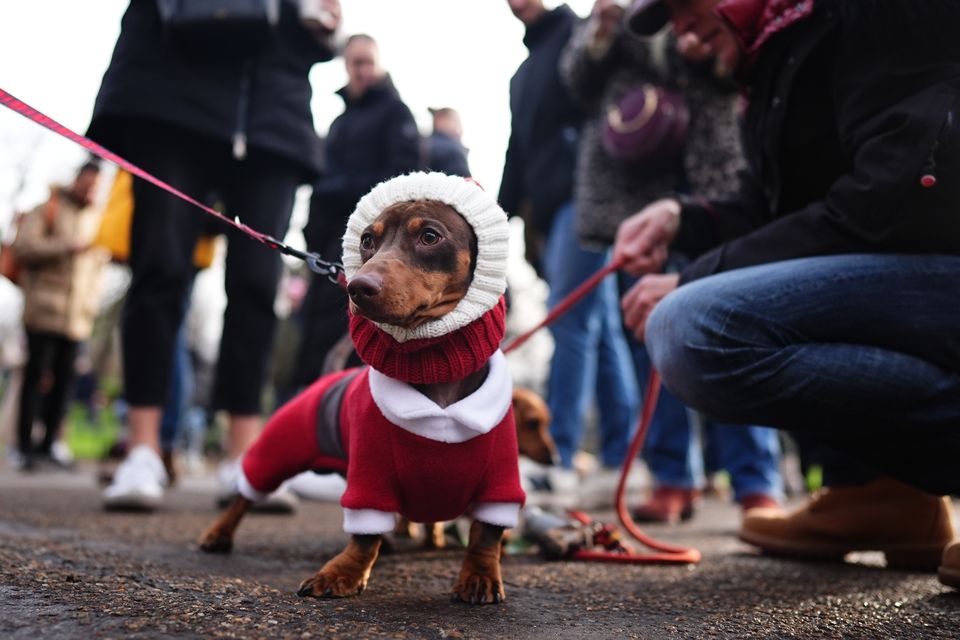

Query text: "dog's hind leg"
[297, 534, 383, 598]
[198, 496, 252, 554]
[452, 520, 505, 605]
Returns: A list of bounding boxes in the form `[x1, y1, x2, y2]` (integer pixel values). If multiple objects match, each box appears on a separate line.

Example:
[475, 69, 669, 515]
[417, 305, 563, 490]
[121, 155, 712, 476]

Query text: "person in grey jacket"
[560, 0, 781, 522]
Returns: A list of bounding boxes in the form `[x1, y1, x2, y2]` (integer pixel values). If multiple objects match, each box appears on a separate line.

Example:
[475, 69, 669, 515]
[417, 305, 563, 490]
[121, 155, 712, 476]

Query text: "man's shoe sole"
[738, 529, 946, 571]
[939, 565, 960, 589]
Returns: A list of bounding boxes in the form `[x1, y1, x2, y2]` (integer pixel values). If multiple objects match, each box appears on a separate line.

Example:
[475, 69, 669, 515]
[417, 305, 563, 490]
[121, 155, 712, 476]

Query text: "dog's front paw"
[197, 528, 233, 554]
[297, 569, 367, 598]
[452, 570, 505, 605]
[297, 536, 382, 599]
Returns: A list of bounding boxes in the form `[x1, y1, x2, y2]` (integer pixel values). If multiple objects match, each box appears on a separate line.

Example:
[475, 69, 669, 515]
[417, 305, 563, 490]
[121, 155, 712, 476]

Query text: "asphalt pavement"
[1, 467, 957, 639]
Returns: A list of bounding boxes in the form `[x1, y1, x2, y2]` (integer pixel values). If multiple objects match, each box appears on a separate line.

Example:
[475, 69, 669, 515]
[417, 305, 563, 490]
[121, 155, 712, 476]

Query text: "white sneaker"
[103, 445, 168, 511]
[216, 457, 299, 514]
[526, 467, 580, 510]
[286, 471, 346, 502]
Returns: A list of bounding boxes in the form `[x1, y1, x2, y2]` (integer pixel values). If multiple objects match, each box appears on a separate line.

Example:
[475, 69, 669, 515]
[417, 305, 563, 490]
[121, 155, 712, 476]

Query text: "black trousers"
[122, 121, 301, 414]
[17, 330, 79, 457]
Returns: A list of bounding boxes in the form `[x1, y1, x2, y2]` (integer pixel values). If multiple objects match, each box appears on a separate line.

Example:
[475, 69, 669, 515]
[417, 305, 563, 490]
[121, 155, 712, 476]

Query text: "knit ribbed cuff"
[350, 296, 506, 384]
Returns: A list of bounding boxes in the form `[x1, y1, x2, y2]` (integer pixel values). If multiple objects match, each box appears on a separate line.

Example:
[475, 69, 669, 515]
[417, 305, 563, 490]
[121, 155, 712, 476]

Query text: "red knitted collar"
[349, 297, 507, 384]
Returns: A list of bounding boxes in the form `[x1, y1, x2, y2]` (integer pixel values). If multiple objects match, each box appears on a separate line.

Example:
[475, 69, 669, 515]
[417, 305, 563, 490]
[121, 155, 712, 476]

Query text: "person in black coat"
[88, 0, 342, 510]
[500, 1, 583, 268]
[616, 0, 960, 583]
[425, 107, 470, 178]
[292, 34, 421, 391]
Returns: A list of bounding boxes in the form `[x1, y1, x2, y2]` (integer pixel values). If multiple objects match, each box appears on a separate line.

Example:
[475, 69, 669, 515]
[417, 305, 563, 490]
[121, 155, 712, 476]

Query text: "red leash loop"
[0, 88, 344, 284]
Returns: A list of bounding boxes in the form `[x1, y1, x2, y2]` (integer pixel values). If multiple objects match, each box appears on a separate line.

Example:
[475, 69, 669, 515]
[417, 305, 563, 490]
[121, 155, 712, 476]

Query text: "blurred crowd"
[1, 0, 959, 590]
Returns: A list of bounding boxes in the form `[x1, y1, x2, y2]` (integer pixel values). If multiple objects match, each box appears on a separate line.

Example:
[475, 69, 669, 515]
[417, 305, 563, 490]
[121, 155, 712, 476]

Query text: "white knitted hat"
[342, 172, 510, 343]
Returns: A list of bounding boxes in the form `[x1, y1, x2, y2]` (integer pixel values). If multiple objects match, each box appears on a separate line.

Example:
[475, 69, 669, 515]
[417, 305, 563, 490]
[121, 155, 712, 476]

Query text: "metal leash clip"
[305, 253, 345, 285]
[263, 235, 346, 287]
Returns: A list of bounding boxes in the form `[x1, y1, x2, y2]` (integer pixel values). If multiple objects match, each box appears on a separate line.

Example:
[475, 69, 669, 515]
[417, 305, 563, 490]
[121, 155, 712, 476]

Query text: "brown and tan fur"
[199, 200, 554, 605]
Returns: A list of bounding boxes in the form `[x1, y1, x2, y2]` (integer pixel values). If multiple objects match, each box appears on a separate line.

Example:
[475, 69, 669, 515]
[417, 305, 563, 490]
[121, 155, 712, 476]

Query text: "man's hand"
[613, 198, 681, 277]
[621, 273, 680, 342]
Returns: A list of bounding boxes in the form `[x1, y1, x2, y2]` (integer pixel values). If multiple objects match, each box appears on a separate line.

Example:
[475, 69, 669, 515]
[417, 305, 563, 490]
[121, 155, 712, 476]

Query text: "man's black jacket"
[499, 4, 584, 236]
[87, 0, 334, 179]
[305, 75, 420, 249]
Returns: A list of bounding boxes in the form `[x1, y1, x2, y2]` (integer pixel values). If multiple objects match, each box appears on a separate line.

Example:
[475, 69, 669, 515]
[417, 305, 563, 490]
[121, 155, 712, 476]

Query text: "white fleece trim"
[472, 502, 521, 529]
[342, 172, 509, 343]
[367, 351, 512, 444]
[343, 508, 397, 535]
[237, 468, 270, 503]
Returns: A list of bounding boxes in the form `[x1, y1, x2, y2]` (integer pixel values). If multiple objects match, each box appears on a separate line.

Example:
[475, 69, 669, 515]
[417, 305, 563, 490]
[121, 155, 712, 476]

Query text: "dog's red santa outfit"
[238, 173, 525, 534]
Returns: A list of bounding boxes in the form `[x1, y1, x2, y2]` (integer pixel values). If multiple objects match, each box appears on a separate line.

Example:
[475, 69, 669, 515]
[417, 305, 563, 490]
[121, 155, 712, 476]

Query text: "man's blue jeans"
[544, 202, 639, 469]
[646, 254, 960, 496]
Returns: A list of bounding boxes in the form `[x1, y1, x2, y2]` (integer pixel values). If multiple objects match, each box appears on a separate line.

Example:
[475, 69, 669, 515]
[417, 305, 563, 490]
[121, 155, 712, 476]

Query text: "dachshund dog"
[199, 174, 545, 605]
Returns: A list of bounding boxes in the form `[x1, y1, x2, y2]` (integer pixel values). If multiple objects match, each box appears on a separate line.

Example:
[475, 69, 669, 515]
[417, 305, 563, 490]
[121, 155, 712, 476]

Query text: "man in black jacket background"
[616, 0, 960, 588]
[292, 34, 421, 391]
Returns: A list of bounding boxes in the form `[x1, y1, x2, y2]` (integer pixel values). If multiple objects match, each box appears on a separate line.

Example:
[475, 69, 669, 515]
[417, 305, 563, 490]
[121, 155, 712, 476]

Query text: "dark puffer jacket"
[303, 75, 421, 248]
[675, 0, 960, 283]
[561, 23, 744, 248]
[499, 4, 584, 236]
[87, 0, 335, 178]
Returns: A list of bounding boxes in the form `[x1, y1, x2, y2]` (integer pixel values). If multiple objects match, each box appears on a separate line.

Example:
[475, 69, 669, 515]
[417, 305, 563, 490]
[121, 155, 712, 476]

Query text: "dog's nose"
[347, 273, 383, 301]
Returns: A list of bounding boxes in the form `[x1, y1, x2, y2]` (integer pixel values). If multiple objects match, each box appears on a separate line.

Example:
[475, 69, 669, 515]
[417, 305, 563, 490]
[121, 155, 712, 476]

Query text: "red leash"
[504, 256, 700, 564]
[0, 88, 345, 285]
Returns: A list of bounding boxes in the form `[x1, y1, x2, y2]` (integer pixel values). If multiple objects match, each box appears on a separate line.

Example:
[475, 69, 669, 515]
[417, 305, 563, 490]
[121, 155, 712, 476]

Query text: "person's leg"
[105, 123, 212, 509]
[647, 254, 960, 565]
[638, 364, 702, 493]
[37, 336, 80, 456]
[711, 423, 783, 505]
[541, 202, 605, 470]
[593, 270, 639, 469]
[646, 254, 960, 495]
[292, 230, 351, 389]
[123, 124, 210, 455]
[214, 149, 300, 426]
[631, 342, 702, 522]
[16, 330, 51, 463]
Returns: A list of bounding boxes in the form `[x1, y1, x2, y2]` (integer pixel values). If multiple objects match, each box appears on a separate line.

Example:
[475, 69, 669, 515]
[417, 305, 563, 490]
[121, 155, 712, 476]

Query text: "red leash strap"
[505, 255, 700, 564]
[502, 256, 626, 355]
[0, 88, 344, 285]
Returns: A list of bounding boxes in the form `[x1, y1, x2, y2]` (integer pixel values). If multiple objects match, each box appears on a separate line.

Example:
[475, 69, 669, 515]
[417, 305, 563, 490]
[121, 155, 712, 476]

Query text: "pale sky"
[0, 0, 595, 236]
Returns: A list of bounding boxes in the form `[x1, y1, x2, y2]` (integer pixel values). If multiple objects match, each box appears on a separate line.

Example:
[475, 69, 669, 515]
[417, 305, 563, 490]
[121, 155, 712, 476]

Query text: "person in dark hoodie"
[502, 0, 639, 506]
[87, 0, 342, 511]
[615, 0, 960, 589]
[425, 107, 471, 177]
[292, 34, 421, 390]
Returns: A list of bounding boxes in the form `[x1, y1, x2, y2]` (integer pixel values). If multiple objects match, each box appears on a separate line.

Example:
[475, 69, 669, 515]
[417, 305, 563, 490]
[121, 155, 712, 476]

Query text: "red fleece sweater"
[241, 368, 525, 525]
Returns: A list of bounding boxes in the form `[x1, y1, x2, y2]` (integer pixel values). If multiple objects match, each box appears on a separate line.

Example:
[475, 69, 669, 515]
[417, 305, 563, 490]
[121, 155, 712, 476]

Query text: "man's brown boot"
[939, 541, 960, 589]
[739, 476, 954, 570]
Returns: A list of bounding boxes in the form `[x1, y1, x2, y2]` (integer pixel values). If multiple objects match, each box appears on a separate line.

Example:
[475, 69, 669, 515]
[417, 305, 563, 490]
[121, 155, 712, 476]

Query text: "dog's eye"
[419, 229, 442, 246]
[360, 233, 375, 251]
